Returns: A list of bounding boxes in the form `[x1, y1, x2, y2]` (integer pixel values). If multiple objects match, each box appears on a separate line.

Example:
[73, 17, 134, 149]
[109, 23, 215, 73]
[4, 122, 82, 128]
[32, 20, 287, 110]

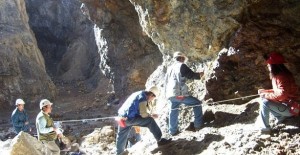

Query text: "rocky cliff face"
[1, 1, 300, 154]
[1, 0, 299, 109]
[25, 0, 102, 92]
[80, 0, 162, 96]
[0, 0, 55, 109]
[128, 0, 300, 102]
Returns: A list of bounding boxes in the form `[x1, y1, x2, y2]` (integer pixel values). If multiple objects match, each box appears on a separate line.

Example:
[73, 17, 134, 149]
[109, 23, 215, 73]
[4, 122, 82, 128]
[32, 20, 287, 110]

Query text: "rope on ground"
[53, 95, 259, 123]
[54, 116, 117, 123]
[171, 94, 259, 111]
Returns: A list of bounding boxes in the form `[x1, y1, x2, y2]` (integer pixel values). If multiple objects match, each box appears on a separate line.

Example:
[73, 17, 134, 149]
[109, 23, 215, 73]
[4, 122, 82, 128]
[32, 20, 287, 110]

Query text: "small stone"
[259, 134, 271, 140]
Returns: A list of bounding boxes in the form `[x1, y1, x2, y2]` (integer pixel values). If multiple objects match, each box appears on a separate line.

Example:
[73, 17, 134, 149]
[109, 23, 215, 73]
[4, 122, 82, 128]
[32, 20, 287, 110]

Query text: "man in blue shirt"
[11, 99, 31, 134]
[116, 86, 171, 155]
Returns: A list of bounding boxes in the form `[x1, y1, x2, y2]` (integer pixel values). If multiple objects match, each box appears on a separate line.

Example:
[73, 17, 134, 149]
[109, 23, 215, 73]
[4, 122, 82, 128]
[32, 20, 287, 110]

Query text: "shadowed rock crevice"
[81, 0, 162, 96]
[25, 0, 100, 91]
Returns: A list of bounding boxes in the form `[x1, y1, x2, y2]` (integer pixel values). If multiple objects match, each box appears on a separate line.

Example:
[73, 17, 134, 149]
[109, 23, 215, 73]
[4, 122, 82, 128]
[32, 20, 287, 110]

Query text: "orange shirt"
[264, 72, 299, 102]
[133, 126, 141, 133]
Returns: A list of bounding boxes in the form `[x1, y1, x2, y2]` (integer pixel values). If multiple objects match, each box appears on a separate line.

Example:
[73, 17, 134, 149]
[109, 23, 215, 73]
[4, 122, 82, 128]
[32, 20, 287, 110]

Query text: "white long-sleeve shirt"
[36, 111, 54, 134]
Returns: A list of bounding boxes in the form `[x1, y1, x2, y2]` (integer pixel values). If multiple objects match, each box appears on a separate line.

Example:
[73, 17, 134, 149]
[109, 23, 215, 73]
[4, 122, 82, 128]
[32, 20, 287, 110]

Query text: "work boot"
[157, 138, 172, 146]
[170, 130, 181, 136]
[185, 122, 202, 132]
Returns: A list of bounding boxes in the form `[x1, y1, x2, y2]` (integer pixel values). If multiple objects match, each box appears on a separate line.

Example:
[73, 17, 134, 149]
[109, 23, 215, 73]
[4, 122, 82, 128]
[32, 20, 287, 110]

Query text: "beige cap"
[173, 52, 187, 59]
[147, 86, 160, 97]
[15, 99, 25, 105]
[39, 99, 53, 110]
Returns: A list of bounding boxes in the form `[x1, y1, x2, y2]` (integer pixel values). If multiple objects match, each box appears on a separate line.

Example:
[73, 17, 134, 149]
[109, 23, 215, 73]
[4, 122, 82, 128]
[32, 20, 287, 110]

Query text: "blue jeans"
[168, 96, 203, 134]
[259, 98, 293, 128]
[116, 116, 162, 155]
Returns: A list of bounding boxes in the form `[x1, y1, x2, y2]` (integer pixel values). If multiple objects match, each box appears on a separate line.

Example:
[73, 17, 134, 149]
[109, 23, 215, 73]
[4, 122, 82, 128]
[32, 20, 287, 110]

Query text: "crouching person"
[11, 99, 31, 134]
[36, 99, 62, 155]
[257, 52, 299, 133]
[116, 86, 171, 155]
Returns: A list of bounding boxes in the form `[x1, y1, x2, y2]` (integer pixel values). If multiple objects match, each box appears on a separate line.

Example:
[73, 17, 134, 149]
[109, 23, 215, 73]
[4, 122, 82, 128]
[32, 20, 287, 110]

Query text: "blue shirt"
[11, 108, 30, 133]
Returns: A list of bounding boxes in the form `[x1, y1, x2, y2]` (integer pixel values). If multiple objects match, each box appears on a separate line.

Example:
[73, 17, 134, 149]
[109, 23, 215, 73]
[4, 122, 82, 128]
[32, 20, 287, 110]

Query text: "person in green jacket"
[36, 99, 62, 155]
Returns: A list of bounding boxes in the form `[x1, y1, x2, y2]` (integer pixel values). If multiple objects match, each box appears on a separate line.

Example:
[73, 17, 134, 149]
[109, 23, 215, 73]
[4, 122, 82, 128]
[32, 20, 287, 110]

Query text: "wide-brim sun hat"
[15, 99, 25, 105]
[39, 99, 53, 109]
[146, 86, 160, 97]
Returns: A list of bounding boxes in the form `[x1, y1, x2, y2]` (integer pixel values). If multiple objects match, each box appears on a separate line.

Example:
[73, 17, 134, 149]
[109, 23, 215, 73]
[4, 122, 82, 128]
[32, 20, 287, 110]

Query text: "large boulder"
[80, 126, 116, 154]
[0, 132, 48, 155]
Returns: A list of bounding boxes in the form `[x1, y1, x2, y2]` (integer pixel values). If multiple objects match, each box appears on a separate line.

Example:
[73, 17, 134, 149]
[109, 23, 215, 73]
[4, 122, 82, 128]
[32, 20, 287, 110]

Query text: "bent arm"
[180, 64, 201, 79]
[37, 117, 54, 134]
[265, 75, 291, 101]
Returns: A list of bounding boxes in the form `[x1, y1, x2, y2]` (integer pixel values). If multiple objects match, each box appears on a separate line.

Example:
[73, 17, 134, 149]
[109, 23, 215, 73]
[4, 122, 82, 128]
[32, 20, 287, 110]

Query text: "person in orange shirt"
[257, 52, 299, 133]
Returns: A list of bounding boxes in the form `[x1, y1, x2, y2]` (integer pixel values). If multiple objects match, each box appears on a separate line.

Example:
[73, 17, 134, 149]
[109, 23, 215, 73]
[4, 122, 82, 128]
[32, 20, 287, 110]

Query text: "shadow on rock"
[151, 134, 224, 155]
[204, 103, 259, 128]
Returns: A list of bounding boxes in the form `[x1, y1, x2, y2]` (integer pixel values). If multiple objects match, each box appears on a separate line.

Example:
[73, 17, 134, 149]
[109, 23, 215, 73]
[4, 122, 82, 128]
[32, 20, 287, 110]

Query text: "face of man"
[17, 104, 24, 111]
[181, 57, 186, 62]
[43, 105, 52, 114]
[148, 93, 156, 102]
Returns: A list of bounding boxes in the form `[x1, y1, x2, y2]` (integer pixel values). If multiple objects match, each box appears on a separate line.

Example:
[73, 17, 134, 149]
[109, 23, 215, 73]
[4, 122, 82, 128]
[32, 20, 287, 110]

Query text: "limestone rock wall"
[0, 0, 56, 109]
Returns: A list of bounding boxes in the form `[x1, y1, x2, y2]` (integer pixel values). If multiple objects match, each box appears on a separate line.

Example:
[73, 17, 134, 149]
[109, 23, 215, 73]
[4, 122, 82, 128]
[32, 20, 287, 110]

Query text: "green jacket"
[36, 111, 57, 141]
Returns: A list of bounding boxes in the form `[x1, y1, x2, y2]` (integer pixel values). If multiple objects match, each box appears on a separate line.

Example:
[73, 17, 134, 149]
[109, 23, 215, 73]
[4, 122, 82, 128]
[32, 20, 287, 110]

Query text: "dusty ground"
[123, 98, 300, 155]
